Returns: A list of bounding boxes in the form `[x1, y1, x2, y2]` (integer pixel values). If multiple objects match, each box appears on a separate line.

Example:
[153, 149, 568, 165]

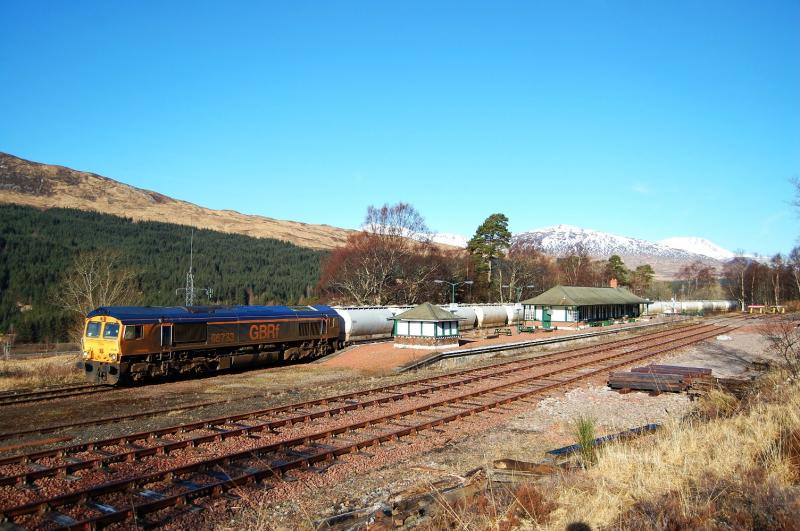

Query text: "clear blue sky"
[2, 1, 798, 256]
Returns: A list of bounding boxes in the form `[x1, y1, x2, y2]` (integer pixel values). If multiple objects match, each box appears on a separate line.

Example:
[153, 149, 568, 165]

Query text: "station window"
[103, 323, 120, 339]
[124, 325, 143, 340]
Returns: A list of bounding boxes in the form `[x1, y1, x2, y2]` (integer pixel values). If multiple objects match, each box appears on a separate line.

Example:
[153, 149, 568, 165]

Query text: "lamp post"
[501, 284, 535, 303]
[433, 280, 474, 305]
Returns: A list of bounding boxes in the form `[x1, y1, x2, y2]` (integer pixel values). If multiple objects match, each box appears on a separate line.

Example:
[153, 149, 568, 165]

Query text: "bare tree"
[770, 254, 784, 306]
[557, 244, 592, 286]
[723, 256, 750, 311]
[678, 260, 718, 299]
[363, 202, 431, 242]
[57, 251, 139, 342]
[501, 236, 557, 300]
[761, 316, 800, 377]
[320, 203, 441, 305]
[789, 247, 800, 299]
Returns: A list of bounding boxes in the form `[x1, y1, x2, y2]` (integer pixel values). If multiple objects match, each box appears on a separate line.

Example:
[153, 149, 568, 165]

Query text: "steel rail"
[400, 313, 749, 371]
[0, 385, 112, 407]
[0, 323, 734, 528]
[0, 326, 704, 487]
[0, 317, 737, 437]
[0, 322, 718, 474]
[0, 322, 696, 442]
[0, 393, 271, 443]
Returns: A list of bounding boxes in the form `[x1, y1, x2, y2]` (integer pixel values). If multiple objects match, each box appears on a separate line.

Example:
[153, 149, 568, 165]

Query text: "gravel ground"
[210, 325, 773, 529]
[0, 316, 765, 529]
[0, 320, 691, 457]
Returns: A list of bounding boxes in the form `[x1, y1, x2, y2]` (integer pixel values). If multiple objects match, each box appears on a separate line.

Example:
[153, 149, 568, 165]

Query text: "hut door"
[542, 308, 552, 329]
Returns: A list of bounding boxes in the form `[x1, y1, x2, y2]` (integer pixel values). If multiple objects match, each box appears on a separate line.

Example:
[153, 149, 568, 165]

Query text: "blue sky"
[1, 1, 798, 256]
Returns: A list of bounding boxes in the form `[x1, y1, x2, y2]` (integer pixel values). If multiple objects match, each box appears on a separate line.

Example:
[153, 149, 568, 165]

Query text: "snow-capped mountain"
[658, 237, 735, 261]
[516, 225, 699, 258]
[514, 224, 727, 278]
[432, 232, 468, 248]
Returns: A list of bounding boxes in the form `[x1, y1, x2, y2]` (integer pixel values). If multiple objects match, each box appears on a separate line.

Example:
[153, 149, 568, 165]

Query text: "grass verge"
[544, 371, 800, 530]
[0, 355, 83, 390]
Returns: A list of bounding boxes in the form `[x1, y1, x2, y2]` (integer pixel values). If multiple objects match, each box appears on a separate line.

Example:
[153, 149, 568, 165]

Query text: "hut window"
[410, 321, 422, 336]
[396, 321, 409, 335]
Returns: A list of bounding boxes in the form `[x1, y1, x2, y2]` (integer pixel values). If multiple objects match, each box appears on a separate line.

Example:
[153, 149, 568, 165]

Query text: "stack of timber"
[631, 365, 712, 379]
[608, 365, 713, 394]
[688, 376, 755, 400]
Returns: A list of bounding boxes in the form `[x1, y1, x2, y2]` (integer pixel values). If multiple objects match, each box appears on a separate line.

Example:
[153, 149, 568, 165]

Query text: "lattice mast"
[176, 230, 213, 306]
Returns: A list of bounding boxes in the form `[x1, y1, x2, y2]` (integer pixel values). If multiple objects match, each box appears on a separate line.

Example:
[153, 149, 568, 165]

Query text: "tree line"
[0, 205, 324, 342]
[319, 203, 800, 310]
[319, 204, 661, 306]
[722, 252, 800, 310]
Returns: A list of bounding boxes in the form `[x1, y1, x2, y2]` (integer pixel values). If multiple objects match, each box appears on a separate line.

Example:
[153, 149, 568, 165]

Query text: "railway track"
[0, 319, 717, 443]
[0, 320, 739, 529]
[0, 384, 112, 407]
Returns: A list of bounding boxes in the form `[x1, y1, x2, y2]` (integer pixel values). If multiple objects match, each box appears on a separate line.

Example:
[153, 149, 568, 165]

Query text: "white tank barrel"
[474, 306, 509, 328]
[504, 304, 523, 325]
[334, 307, 407, 342]
[447, 306, 477, 330]
[645, 300, 738, 314]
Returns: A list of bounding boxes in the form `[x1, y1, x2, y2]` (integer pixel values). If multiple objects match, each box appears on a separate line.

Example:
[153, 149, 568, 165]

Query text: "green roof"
[521, 285, 649, 306]
[393, 302, 463, 321]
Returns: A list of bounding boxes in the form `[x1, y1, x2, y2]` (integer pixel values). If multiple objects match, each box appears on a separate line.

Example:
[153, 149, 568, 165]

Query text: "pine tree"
[467, 214, 511, 284]
[605, 255, 630, 285]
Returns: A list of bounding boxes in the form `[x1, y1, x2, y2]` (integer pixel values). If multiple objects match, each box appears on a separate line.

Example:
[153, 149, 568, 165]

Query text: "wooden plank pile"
[688, 376, 754, 400]
[608, 364, 712, 394]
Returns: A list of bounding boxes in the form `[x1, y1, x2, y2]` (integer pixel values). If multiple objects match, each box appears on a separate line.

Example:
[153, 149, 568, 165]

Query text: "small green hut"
[390, 302, 464, 349]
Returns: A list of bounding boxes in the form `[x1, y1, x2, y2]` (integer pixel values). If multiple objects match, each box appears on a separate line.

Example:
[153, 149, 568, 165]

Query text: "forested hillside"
[0, 205, 324, 342]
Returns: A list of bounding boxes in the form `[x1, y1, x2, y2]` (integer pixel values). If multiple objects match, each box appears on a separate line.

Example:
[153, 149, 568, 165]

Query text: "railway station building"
[390, 302, 464, 349]
[521, 285, 649, 328]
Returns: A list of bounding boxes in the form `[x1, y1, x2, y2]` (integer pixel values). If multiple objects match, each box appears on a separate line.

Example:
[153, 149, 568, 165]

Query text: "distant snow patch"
[659, 237, 735, 261]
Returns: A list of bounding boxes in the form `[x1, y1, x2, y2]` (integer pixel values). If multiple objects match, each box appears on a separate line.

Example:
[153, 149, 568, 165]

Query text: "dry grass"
[0, 355, 83, 390]
[421, 481, 557, 530]
[544, 371, 800, 530]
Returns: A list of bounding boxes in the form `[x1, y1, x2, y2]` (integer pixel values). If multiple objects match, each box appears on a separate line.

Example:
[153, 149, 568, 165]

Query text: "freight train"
[79, 305, 342, 384]
[78, 299, 738, 384]
[78, 303, 523, 384]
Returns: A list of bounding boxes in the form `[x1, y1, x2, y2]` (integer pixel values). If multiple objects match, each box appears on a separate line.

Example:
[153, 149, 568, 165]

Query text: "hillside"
[0, 152, 353, 250]
[0, 205, 324, 342]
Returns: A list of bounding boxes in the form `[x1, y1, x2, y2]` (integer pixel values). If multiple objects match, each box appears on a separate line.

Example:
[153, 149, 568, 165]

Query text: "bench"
[494, 328, 512, 336]
[517, 325, 536, 333]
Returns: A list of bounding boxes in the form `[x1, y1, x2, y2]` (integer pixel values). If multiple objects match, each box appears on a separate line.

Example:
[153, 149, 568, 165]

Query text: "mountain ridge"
[0, 152, 354, 250]
[0, 152, 736, 279]
[515, 224, 727, 278]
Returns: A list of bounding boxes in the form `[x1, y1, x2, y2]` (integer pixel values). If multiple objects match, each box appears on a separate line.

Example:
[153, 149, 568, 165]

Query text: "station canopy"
[521, 285, 649, 306]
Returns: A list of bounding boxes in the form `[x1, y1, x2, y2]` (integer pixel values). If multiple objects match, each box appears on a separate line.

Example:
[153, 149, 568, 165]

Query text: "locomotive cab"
[80, 316, 125, 384]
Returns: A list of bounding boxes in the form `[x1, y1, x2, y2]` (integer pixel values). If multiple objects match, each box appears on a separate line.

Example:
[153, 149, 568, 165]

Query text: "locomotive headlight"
[82, 351, 90, 359]
[110, 352, 118, 362]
